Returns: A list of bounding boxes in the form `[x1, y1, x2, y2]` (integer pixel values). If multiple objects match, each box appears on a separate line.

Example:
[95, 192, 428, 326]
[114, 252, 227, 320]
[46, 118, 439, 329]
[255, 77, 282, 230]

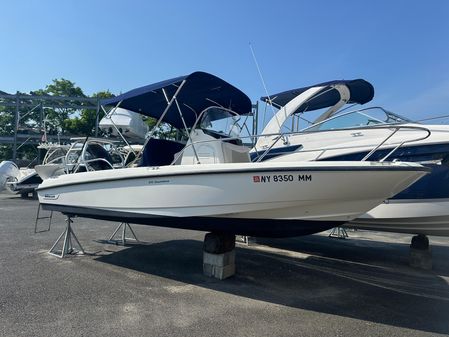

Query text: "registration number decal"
[253, 174, 312, 183]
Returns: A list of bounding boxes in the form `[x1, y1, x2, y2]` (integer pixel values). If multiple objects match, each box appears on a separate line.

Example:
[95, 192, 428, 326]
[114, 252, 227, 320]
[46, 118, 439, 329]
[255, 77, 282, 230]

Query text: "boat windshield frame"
[191, 106, 251, 139]
[42, 146, 69, 165]
[300, 106, 415, 133]
[65, 138, 125, 173]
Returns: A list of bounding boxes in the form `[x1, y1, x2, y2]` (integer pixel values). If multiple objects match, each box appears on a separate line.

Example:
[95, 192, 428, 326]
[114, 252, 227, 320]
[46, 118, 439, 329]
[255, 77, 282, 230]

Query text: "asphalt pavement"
[1, 192, 448, 337]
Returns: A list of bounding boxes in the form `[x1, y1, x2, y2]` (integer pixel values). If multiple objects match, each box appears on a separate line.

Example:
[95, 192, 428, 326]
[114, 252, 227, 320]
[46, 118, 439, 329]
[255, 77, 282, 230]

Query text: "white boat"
[6, 104, 146, 196]
[7, 138, 129, 196]
[32, 143, 70, 180]
[5, 143, 69, 196]
[37, 72, 429, 237]
[99, 107, 148, 143]
[255, 79, 449, 236]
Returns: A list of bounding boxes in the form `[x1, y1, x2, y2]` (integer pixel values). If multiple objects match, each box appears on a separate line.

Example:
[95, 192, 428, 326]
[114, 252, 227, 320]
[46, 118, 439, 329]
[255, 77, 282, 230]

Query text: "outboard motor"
[0, 161, 19, 191]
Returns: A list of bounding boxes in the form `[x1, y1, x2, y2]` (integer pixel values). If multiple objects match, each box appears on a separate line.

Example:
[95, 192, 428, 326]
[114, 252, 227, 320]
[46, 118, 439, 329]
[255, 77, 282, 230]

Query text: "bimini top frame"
[101, 71, 252, 130]
[101, 71, 252, 164]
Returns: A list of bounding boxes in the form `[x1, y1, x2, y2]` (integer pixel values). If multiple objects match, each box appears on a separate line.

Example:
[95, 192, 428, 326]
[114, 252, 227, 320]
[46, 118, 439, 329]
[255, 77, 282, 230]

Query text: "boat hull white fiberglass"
[348, 199, 449, 236]
[37, 161, 428, 237]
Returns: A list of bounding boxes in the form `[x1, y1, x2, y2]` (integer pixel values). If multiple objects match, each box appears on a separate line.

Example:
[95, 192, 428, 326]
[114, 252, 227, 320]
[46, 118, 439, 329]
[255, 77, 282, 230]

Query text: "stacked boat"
[36, 72, 429, 237]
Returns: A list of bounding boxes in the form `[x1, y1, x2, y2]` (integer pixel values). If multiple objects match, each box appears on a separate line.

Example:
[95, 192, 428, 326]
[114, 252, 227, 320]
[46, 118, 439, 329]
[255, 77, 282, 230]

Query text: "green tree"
[0, 110, 14, 136]
[63, 90, 114, 136]
[32, 78, 86, 135]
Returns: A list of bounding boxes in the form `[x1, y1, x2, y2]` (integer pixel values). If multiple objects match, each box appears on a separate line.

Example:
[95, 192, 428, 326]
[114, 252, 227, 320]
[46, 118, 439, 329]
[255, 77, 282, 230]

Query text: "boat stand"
[203, 232, 236, 280]
[34, 203, 53, 233]
[329, 227, 349, 239]
[48, 216, 85, 258]
[236, 235, 249, 245]
[409, 234, 432, 270]
[108, 222, 139, 245]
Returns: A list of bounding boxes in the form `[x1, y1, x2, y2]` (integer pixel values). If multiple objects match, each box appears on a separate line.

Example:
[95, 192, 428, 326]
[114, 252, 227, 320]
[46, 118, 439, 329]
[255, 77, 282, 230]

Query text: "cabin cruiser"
[255, 79, 449, 236]
[37, 72, 429, 237]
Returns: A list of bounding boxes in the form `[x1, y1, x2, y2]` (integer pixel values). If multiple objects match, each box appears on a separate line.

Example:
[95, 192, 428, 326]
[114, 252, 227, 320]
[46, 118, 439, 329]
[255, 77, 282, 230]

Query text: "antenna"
[249, 43, 271, 105]
[249, 43, 284, 137]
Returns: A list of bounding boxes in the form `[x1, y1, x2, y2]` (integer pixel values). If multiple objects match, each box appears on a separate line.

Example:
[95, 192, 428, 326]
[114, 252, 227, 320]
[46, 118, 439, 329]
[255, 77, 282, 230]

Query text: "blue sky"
[1, 0, 448, 122]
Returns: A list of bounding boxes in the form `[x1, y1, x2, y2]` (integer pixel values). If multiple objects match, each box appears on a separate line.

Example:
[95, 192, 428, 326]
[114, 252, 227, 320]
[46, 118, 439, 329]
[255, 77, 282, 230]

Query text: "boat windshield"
[199, 107, 244, 138]
[66, 141, 124, 166]
[302, 107, 414, 132]
[43, 147, 68, 164]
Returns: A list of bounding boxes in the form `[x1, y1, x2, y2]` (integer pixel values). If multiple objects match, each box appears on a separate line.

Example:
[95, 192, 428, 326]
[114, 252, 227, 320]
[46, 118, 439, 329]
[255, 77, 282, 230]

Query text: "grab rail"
[258, 124, 431, 162]
[169, 124, 432, 165]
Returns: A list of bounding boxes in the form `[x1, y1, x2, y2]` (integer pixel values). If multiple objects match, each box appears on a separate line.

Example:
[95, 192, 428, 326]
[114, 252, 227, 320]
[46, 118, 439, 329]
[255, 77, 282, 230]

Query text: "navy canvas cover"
[101, 71, 251, 129]
[261, 79, 374, 113]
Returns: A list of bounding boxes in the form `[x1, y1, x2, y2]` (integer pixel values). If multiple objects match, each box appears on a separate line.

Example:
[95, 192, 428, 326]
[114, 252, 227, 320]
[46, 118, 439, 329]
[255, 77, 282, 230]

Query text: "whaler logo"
[44, 194, 59, 200]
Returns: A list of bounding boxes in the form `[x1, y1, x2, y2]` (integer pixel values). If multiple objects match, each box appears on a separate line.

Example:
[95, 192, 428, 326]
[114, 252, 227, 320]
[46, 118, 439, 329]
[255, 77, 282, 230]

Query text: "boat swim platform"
[2, 192, 449, 336]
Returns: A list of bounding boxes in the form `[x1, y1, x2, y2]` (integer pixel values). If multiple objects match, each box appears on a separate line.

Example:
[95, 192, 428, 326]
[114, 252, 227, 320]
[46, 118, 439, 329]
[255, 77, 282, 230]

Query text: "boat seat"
[140, 138, 185, 167]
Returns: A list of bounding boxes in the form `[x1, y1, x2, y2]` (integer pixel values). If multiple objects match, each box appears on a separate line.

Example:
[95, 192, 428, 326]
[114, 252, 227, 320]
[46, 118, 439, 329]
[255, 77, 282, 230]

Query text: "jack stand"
[34, 203, 53, 233]
[329, 227, 349, 239]
[48, 216, 85, 258]
[236, 235, 249, 245]
[108, 222, 139, 245]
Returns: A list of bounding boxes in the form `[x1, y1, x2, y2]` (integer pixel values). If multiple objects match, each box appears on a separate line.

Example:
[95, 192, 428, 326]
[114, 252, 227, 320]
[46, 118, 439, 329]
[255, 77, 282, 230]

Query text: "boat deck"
[1, 191, 449, 337]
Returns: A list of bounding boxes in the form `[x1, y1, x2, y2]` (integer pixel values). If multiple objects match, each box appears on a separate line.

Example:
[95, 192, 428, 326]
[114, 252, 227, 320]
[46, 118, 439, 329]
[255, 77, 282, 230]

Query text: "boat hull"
[40, 204, 343, 237]
[262, 136, 449, 236]
[37, 162, 428, 237]
[5, 169, 42, 195]
[348, 199, 449, 236]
